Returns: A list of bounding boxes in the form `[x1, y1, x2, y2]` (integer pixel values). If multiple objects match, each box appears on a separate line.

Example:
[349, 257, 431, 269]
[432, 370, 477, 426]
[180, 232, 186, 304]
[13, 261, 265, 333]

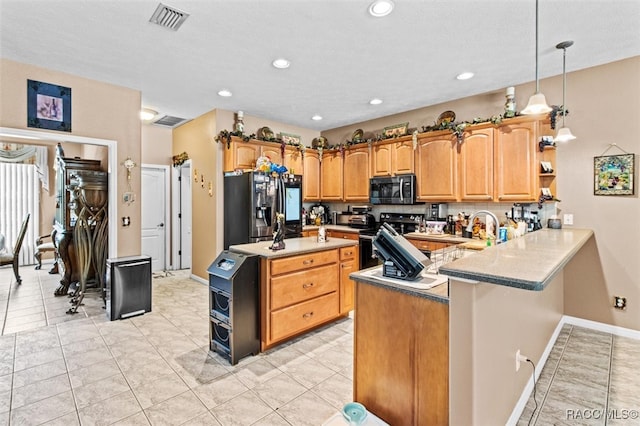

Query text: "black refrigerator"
[224, 171, 302, 249]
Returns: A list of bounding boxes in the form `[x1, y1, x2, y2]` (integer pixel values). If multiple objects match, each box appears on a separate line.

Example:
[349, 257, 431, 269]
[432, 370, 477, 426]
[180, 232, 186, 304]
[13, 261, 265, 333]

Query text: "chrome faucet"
[466, 210, 501, 244]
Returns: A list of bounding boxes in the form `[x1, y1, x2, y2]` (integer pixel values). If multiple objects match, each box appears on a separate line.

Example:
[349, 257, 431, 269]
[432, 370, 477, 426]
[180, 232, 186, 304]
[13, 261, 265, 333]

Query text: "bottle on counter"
[317, 221, 327, 243]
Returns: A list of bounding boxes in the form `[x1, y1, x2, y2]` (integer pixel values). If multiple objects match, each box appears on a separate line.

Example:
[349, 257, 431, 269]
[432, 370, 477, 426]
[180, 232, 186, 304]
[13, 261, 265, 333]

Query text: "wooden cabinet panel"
[270, 249, 338, 276]
[372, 143, 393, 176]
[327, 230, 359, 241]
[406, 238, 452, 252]
[339, 245, 358, 314]
[459, 127, 493, 201]
[344, 146, 370, 201]
[494, 121, 536, 201]
[303, 150, 320, 201]
[223, 139, 260, 172]
[416, 134, 458, 201]
[284, 146, 304, 176]
[354, 283, 448, 425]
[320, 150, 344, 200]
[393, 140, 415, 174]
[260, 144, 282, 164]
[271, 264, 339, 310]
[270, 292, 339, 342]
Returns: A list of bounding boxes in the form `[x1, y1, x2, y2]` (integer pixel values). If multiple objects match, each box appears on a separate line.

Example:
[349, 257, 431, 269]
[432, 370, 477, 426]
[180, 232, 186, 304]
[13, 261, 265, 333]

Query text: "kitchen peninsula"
[229, 236, 359, 351]
[350, 228, 594, 425]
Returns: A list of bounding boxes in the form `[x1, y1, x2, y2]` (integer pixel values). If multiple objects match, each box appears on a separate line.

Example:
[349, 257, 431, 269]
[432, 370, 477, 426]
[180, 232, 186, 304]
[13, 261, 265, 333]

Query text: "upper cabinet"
[320, 150, 343, 200]
[416, 133, 458, 201]
[494, 120, 536, 201]
[303, 149, 321, 201]
[371, 138, 414, 176]
[284, 146, 304, 176]
[223, 138, 261, 172]
[459, 127, 494, 201]
[343, 146, 370, 201]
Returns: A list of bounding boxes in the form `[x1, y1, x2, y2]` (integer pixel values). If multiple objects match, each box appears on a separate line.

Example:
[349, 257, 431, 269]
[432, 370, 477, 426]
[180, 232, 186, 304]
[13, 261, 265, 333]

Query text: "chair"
[0, 213, 30, 285]
[34, 230, 59, 273]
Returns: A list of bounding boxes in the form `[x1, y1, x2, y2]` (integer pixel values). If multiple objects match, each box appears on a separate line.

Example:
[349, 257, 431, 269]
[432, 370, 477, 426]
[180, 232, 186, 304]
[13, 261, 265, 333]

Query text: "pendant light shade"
[521, 0, 551, 115]
[554, 40, 576, 142]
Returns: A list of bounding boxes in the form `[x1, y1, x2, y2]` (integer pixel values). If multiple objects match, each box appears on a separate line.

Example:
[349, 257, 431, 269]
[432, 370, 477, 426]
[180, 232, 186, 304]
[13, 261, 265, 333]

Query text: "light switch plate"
[563, 214, 574, 225]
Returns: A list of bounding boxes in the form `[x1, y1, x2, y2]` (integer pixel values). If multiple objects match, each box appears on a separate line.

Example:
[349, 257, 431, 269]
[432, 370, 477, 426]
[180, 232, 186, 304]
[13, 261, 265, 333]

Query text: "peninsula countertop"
[229, 236, 358, 259]
[438, 228, 594, 291]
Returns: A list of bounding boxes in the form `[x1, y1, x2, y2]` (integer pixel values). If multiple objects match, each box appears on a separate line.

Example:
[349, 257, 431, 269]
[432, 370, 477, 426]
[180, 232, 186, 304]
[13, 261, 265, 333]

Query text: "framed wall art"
[27, 79, 72, 132]
[279, 132, 301, 145]
[594, 153, 634, 195]
[383, 122, 409, 138]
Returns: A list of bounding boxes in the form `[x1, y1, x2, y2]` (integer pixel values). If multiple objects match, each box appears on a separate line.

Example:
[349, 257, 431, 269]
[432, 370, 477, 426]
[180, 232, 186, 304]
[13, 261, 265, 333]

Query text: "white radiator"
[0, 163, 39, 265]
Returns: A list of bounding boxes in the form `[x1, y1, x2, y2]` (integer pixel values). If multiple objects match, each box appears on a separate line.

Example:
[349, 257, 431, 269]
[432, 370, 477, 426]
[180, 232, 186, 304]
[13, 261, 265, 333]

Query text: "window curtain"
[0, 163, 40, 265]
[0, 144, 49, 192]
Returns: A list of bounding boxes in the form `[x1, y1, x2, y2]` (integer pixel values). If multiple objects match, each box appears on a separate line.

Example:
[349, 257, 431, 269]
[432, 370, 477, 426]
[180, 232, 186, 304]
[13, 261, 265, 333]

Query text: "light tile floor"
[1, 261, 354, 425]
[2, 261, 639, 425]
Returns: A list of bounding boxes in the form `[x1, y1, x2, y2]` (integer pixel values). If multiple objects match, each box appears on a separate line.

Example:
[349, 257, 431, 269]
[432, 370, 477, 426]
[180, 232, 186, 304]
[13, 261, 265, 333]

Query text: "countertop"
[438, 228, 594, 291]
[350, 266, 449, 304]
[229, 236, 358, 259]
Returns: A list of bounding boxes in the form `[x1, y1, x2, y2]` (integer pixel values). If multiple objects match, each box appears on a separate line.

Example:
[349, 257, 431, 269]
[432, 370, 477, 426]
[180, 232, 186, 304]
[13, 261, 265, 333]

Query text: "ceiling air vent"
[152, 115, 189, 128]
[149, 3, 189, 31]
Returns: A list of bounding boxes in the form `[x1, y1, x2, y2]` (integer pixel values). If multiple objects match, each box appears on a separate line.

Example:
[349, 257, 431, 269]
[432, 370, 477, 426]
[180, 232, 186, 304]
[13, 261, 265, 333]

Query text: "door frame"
[171, 159, 192, 270]
[0, 127, 118, 258]
[141, 163, 171, 271]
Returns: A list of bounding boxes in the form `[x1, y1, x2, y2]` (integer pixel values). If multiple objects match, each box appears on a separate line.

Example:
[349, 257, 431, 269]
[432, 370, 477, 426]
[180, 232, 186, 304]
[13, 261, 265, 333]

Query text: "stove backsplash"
[306, 201, 557, 227]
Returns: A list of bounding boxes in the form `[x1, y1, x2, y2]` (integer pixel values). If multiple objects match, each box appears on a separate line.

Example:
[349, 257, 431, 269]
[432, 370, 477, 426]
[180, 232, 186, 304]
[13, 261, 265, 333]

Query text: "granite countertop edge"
[439, 228, 594, 291]
[229, 236, 358, 259]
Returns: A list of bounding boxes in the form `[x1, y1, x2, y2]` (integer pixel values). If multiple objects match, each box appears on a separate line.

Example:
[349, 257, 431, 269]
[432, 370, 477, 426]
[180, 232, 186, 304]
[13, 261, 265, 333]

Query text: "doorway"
[141, 164, 170, 272]
[171, 161, 192, 270]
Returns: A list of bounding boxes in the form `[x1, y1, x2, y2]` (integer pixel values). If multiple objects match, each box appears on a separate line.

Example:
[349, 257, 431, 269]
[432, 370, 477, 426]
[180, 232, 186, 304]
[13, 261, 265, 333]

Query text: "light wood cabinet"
[320, 150, 343, 200]
[223, 137, 284, 172]
[303, 149, 321, 201]
[354, 283, 449, 425]
[416, 132, 458, 201]
[405, 237, 453, 253]
[372, 138, 415, 177]
[537, 120, 557, 200]
[343, 146, 370, 201]
[262, 249, 341, 350]
[326, 230, 359, 241]
[284, 146, 304, 176]
[494, 120, 536, 201]
[371, 143, 393, 176]
[339, 245, 358, 314]
[459, 127, 494, 201]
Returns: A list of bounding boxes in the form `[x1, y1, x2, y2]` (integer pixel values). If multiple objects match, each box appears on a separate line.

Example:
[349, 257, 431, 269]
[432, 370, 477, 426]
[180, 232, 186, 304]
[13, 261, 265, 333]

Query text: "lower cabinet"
[339, 245, 358, 314]
[405, 237, 455, 253]
[262, 247, 357, 350]
[354, 283, 449, 425]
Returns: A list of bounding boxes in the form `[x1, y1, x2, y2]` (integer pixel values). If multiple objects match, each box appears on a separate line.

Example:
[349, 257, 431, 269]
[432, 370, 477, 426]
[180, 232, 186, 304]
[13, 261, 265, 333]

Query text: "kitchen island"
[349, 228, 594, 425]
[230, 236, 359, 351]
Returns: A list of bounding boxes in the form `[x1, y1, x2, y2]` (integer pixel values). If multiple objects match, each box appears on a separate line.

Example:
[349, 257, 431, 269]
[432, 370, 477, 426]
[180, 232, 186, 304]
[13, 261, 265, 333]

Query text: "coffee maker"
[428, 203, 447, 221]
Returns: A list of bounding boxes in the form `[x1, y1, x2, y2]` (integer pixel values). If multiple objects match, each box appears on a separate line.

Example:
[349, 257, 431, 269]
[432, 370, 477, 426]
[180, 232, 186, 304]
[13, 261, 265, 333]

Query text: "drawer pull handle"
[302, 312, 314, 319]
[303, 259, 314, 265]
[302, 282, 314, 289]
[345, 251, 353, 256]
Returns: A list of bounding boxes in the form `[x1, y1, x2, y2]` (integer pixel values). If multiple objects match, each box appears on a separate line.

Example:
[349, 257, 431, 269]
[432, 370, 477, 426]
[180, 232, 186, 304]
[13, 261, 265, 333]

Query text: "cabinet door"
[371, 143, 392, 176]
[494, 121, 536, 201]
[339, 246, 358, 314]
[260, 144, 282, 164]
[223, 139, 260, 172]
[392, 140, 415, 175]
[343, 146, 370, 201]
[416, 134, 458, 201]
[320, 150, 344, 200]
[459, 128, 493, 201]
[303, 150, 320, 201]
[284, 146, 304, 176]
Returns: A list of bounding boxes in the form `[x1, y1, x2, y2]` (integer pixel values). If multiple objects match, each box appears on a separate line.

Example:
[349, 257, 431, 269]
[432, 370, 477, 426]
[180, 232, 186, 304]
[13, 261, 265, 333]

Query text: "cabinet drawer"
[270, 249, 338, 275]
[340, 246, 357, 261]
[327, 230, 359, 241]
[271, 264, 338, 310]
[270, 292, 339, 342]
[407, 238, 432, 251]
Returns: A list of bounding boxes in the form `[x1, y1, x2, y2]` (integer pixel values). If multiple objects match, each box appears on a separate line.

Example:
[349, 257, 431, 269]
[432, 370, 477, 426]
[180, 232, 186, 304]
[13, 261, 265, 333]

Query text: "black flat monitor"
[373, 223, 432, 280]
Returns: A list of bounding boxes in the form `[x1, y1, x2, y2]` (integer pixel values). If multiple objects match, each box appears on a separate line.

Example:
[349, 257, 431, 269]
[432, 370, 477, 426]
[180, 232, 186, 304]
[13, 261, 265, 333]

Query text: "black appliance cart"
[105, 255, 152, 320]
[207, 250, 260, 365]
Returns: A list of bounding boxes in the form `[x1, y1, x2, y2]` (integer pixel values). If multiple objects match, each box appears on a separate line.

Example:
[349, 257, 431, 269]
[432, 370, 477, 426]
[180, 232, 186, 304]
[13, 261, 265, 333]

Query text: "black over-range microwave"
[370, 174, 418, 205]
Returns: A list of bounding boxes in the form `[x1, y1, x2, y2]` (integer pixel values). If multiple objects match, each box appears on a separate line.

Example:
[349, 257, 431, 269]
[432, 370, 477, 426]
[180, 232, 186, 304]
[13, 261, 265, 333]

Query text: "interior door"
[141, 166, 167, 272]
[172, 162, 192, 269]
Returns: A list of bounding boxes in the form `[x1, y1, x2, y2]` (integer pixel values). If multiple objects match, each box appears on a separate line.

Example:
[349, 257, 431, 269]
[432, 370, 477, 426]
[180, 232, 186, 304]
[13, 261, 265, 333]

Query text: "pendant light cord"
[561, 47, 567, 127]
[535, 0, 540, 94]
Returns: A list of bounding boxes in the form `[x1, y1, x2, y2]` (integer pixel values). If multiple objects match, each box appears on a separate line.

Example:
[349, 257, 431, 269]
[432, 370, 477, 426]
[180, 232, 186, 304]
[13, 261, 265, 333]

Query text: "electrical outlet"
[614, 296, 627, 310]
[516, 350, 528, 372]
[563, 214, 574, 225]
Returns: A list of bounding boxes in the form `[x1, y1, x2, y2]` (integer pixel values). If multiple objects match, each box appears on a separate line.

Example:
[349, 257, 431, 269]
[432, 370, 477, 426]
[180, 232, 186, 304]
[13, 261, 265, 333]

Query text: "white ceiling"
[1, 0, 639, 131]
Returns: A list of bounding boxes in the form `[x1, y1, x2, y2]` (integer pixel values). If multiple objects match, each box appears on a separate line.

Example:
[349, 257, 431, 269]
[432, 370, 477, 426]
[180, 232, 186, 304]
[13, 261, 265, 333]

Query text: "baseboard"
[505, 315, 640, 425]
[190, 274, 207, 285]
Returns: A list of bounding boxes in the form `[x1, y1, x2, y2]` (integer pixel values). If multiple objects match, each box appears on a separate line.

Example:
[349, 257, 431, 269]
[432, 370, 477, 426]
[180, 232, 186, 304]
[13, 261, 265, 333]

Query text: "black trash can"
[207, 250, 260, 365]
[106, 255, 152, 320]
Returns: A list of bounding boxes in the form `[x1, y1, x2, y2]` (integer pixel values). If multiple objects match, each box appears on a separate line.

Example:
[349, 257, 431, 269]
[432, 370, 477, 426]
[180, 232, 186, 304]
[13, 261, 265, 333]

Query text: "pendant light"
[554, 40, 576, 142]
[521, 0, 552, 115]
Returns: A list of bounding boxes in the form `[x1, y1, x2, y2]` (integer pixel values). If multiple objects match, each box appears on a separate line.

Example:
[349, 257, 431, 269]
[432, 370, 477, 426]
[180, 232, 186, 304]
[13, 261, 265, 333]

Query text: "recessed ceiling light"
[369, 0, 394, 17]
[456, 72, 474, 80]
[311, 115, 323, 121]
[369, 98, 383, 105]
[217, 89, 232, 97]
[272, 58, 291, 69]
[140, 108, 158, 121]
